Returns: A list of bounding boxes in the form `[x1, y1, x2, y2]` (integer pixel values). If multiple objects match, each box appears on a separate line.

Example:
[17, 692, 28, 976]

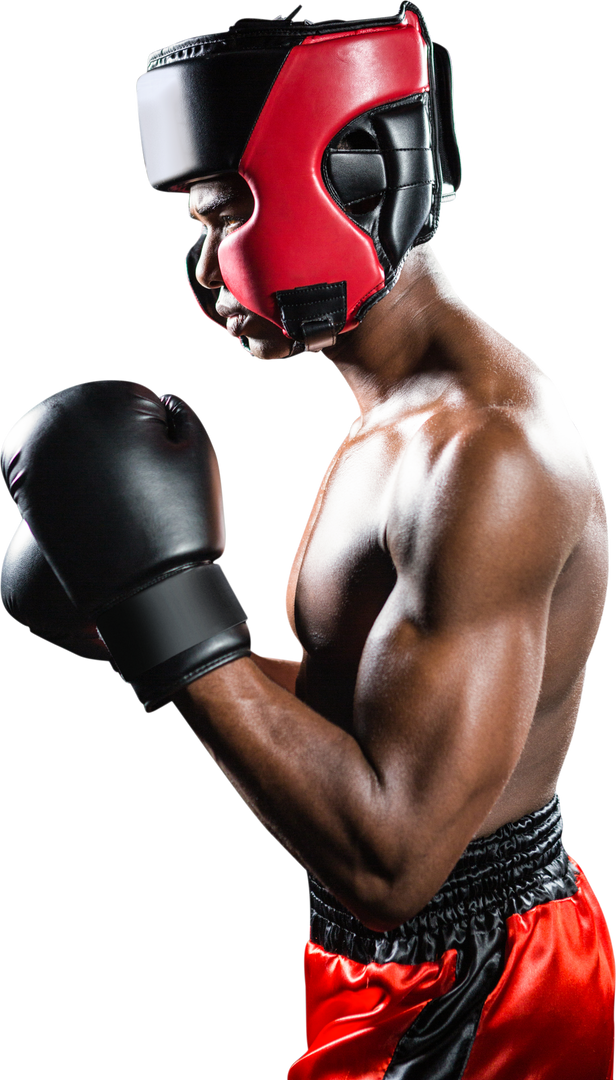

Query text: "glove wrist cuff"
[96, 562, 247, 682]
[133, 623, 251, 711]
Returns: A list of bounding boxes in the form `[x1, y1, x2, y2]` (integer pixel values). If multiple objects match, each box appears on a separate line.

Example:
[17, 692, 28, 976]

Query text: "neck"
[324, 246, 461, 419]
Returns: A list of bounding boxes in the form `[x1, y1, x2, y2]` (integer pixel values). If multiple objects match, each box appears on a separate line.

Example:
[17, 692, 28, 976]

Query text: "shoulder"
[386, 390, 599, 602]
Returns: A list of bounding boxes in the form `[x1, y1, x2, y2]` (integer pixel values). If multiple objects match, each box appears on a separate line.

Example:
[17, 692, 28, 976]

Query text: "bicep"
[355, 593, 550, 805]
[349, 593, 552, 908]
[353, 423, 573, 836]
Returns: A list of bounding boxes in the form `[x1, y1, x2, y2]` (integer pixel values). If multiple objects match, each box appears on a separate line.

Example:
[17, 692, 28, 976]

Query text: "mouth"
[224, 313, 248, 338]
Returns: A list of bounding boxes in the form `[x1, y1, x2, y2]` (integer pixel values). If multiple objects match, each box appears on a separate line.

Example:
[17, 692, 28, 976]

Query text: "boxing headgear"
[137, 3, 460, 351]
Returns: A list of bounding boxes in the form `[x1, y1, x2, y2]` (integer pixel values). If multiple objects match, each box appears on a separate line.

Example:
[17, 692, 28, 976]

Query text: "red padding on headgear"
[219, 11, 429, 335]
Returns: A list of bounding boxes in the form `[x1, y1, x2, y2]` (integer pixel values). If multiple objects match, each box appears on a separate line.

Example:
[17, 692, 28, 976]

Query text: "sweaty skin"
[177, 174, 608, 932]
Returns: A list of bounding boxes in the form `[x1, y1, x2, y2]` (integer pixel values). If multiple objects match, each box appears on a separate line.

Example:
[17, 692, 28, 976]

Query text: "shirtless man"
[2, 5, 614, 1077]
[184, 171, 605, 893]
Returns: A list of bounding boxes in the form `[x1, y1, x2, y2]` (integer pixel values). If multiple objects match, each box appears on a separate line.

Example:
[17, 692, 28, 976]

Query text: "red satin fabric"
[289, 863, 614, 1080]
[288, 943, 457, 1080]
[462, 864, 614, 1080]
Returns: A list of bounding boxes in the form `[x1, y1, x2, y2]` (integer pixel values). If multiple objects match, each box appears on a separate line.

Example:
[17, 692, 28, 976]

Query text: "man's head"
[137, 3, 460, 353]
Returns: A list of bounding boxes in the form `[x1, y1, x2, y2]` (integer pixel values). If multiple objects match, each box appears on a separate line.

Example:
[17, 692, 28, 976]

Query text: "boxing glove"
[1, 381, 250, 710]
[2, 520, 110, 660]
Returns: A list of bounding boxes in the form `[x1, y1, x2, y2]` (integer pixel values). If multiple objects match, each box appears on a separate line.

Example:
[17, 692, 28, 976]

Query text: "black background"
[4, 4, 609, 1075]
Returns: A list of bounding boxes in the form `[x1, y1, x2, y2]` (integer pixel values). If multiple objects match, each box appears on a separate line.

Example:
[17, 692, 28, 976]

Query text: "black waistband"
[310, 795, 578, 965]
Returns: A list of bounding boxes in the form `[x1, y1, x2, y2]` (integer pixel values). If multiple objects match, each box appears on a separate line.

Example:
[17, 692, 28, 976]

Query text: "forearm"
[174, 657, 422, 929]
[250, 653, 300, 694]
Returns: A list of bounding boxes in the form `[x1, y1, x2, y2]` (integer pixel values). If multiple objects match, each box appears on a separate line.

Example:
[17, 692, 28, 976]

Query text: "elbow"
[344, 895, 426, 934]
[365, 894, 425, 937]
[337, 870, 438, 933]
[356, 908, 419, 934]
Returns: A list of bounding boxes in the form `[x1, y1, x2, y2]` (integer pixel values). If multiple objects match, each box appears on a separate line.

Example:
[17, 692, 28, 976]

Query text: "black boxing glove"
[2, 520, 110, 660]
[2, 381, 250, 710]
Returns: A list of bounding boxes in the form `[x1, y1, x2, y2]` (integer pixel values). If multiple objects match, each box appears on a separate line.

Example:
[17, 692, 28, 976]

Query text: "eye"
[221, 215, 246, 232]
[183, 204, 245, 234]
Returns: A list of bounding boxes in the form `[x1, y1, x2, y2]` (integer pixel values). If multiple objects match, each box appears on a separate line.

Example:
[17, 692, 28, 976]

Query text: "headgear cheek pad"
[137, 3, 460, 351]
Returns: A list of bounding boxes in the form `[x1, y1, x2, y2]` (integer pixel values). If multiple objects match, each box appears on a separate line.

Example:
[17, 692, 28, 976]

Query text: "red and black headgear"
[137, 3, 460, 351]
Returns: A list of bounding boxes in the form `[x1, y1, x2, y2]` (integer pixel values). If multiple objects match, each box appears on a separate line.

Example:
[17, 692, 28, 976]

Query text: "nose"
[195, 231, 224, 290]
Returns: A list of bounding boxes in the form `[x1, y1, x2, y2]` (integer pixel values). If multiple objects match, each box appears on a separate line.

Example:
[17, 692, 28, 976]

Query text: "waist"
[309, 794, 578, 965]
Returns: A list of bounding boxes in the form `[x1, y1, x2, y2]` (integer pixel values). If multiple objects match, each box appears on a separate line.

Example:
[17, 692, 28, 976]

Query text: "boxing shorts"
[289, 796, 614, 1080]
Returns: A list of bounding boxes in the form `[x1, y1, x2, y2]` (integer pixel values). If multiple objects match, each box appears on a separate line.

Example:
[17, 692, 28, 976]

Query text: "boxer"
[3, 5, 614, 1077]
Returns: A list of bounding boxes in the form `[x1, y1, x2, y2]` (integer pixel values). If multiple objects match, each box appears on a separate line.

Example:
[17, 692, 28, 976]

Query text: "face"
[189, 174, 294, 359]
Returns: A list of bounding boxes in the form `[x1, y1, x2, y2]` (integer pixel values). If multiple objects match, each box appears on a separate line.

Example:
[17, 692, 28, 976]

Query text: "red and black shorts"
[289, 797, 614, 1079]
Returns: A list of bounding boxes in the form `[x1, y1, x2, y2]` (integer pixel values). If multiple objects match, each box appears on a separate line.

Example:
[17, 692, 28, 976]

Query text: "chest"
[287, 435, 401, 667]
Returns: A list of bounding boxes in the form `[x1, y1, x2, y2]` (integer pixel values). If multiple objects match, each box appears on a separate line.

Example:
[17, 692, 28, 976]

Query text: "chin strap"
[276, 281, 347, 352]
[288, 339, 306, 356]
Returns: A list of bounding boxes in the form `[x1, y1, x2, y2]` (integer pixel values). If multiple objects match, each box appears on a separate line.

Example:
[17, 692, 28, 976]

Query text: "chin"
[244, 335, 293, 360]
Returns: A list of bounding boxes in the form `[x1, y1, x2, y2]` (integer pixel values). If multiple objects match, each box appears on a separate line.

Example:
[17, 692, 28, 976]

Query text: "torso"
[287, 308, 608, 837]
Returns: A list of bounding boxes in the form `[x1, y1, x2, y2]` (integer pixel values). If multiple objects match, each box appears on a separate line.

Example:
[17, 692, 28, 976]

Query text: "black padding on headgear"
[433, 43, 462, 193]
[327, 153, 387, 209]
[324, 94, 435, 273]
[372, 99, 434, 264]
[138, 49, 292, 191]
